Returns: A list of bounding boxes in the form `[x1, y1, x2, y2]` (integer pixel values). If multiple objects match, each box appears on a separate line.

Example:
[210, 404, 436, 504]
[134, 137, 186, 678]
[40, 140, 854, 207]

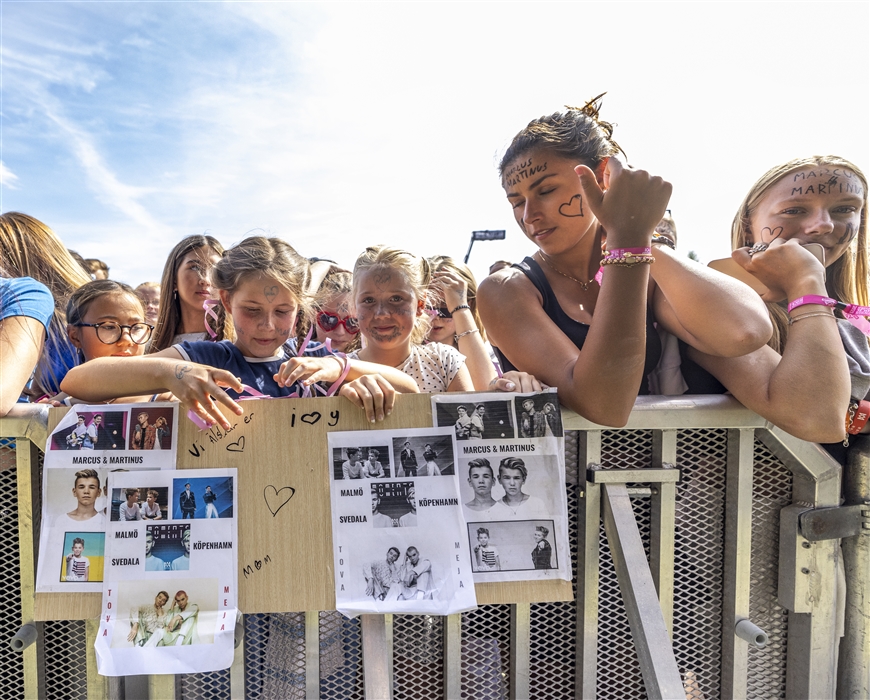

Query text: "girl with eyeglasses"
[62, 237, 419, 427]
[40, 280, 163, 406]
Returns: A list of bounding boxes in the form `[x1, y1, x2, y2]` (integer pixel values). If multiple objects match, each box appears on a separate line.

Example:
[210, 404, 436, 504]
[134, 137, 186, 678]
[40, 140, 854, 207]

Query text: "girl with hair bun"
[63, 237, 417, 427]
[479, 96, 772, 426]
[687, 156, 866, 447]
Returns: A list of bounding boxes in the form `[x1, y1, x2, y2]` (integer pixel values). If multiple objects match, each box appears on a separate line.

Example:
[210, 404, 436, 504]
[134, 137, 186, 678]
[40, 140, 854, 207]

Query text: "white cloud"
[0, 162, 20, 190]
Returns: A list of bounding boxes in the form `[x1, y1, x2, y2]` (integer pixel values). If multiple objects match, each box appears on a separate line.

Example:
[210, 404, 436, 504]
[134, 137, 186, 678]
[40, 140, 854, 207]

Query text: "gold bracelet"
[600, 255, 655, 267]
[788, 310, 837, 325]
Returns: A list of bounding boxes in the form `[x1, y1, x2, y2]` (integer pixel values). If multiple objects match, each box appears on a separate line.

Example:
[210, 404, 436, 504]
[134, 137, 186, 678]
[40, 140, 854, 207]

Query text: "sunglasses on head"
[316, 311, 360, 334]
[425, 307, 452, 319]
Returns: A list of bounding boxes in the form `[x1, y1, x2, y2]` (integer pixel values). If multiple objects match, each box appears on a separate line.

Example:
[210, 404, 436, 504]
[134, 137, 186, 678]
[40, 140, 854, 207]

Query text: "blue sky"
[1, 2, 868, 286]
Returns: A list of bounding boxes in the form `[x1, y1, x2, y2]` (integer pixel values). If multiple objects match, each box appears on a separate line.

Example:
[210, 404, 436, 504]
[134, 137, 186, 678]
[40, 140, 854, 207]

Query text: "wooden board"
[35, 394, 573, 620]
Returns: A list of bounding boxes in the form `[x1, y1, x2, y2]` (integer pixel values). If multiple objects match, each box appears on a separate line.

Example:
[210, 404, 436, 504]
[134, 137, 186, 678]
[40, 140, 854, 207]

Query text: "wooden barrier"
[36, 394, 573, 620]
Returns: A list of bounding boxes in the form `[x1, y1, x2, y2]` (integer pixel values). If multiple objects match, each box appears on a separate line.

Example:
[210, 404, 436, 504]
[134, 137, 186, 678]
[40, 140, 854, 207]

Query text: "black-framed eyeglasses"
[74, 321, 154, 345]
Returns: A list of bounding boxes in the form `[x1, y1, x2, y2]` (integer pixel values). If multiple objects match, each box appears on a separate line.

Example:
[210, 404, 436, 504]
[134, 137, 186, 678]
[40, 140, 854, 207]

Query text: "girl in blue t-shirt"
[62, 237, 419, 428]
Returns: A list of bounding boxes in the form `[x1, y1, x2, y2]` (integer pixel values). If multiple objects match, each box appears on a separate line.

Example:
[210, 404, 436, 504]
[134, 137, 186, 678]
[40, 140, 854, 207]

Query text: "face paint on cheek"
[760, 226, 784, 243]
[558, 194, 584, 218]
[838, 223, 856, 246]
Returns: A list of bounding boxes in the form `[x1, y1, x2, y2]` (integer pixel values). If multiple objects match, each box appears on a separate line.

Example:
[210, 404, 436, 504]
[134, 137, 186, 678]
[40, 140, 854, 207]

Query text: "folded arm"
[650, 245, 772, 357]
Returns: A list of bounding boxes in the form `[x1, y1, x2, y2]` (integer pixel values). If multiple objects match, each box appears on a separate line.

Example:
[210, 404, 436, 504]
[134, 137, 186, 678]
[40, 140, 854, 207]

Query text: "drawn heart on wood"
[264, 485, 295, 516]
[301, 412, 321, 425]
[558, 194, 584, 218]
[264, 285, 278, 302]
[226, 436, 246, 452]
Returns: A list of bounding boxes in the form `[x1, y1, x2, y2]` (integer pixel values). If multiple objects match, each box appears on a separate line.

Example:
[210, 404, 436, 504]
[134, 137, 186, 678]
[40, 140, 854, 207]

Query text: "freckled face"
[221, 276, 298, 359]
[748, 165, 865, 266]
[503, 151, 599, 254]
[354, 268, 421, 349]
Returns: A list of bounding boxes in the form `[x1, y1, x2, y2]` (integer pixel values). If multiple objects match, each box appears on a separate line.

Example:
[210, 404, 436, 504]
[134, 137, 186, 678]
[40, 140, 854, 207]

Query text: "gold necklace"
[537, 251, 597, 291]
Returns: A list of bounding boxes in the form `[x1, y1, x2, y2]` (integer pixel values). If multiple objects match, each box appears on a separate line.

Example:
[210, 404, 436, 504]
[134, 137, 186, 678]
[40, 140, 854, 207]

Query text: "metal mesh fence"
[460, 603, 511, 699]
[393, 614, 444, 699]
[10, 420, 809, 699]
[0, 438, 26, 700]
[673, 429, 727, 700]
[43, 620, 88, 699]
[746, 438, 792, 699]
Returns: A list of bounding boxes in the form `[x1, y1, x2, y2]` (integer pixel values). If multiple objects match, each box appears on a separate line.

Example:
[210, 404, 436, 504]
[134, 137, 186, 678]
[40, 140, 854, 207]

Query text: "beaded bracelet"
[600, 255, 655, 267]
[450, 304, 471, 315]
[651, 235, 676, 250]
[454, 328, 479, 343]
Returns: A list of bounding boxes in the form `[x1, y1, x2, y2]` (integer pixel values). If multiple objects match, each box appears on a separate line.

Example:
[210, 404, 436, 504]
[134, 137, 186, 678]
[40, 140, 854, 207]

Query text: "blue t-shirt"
[1, 276, 77, 395]
[0, 276, 54, 328]
[175, 340, 308, 398]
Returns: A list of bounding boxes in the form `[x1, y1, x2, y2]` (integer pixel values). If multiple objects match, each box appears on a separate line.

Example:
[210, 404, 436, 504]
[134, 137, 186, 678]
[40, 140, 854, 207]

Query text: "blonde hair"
[0, 212, 92, 394]
[150, 235, 227, 353]
[730, 156, 868, 353]
[211, 236, 311, 333]
[352, 245, 432, 345]
[428, 255, 487, 343]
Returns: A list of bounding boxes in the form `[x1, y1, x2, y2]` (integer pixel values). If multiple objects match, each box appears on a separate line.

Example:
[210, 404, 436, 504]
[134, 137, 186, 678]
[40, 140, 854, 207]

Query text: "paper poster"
[328, 427, 477, 617]
[36, 403, 179, 593]
[94, 468, 238, 676]
[431, 390, 571, 583]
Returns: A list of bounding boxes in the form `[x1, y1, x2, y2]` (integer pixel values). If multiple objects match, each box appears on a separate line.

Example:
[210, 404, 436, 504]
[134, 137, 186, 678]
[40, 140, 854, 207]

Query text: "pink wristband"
[603, 247, 652, 259]
[787, 295, 837, 313]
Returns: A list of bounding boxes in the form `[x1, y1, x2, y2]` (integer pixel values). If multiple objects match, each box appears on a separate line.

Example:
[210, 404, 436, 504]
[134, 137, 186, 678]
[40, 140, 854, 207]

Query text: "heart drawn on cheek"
[558, 195, 584, 218]
[760, 226, 784, 242]
[264, 286, 278, 302]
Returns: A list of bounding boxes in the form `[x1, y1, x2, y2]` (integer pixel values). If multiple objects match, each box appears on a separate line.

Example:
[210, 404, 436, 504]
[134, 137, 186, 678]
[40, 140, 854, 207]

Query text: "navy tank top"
[494, 256, 663, 396]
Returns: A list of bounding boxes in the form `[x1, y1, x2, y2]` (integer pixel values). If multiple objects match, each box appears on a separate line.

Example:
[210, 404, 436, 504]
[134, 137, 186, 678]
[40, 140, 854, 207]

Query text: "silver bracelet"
[454, 328, 479, 343]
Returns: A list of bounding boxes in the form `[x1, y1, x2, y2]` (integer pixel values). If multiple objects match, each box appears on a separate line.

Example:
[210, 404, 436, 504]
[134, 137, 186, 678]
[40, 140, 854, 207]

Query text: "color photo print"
[50, 410, 128, 451]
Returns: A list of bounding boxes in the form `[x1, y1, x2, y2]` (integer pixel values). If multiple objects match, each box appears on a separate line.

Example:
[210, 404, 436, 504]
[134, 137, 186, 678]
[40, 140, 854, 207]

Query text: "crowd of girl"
[1, 95, 867, 464]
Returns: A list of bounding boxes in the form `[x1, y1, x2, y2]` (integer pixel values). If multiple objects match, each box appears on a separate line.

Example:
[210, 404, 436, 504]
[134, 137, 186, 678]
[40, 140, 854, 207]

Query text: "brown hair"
[353, 245, 432, 345]
[211, 236, 311, 339]
[0, 212, 91, 393]
[499, 93, 625, 178]
[730, 156, 868, 353]
[150, 235, 226, 353]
